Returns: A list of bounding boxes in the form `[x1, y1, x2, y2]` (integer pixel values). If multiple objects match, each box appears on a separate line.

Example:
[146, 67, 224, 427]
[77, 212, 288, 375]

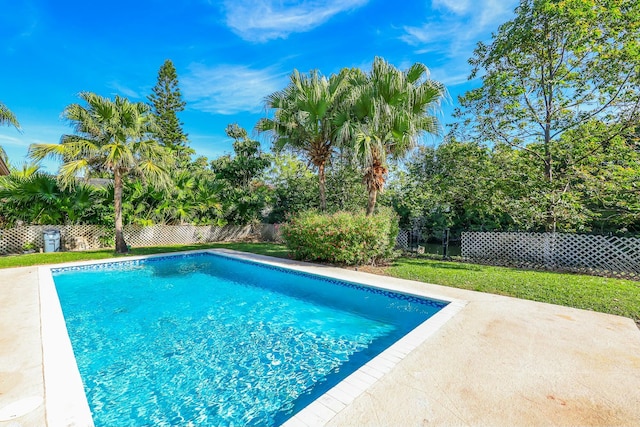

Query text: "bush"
[280, 208, 399, 265]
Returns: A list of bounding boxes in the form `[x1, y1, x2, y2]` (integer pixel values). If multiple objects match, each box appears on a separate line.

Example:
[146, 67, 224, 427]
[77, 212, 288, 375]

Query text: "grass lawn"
[383, 256, 640, 326]
[1, 242, 637, 325]
[0, 242, 290, 269]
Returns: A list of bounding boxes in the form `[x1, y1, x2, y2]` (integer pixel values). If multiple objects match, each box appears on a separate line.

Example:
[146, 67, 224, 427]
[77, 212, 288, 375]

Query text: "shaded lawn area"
[1, 242, 638, 325]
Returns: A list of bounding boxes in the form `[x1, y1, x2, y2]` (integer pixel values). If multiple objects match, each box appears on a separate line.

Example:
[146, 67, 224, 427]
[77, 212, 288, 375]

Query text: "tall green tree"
[391, 141, 510, 232]
[0, 101, 21, 162]
[454, 0, 640, 231]
[148, 59, 190, 161]
[211, 124, 271, 224]
[29, 92, 172, 253]
[257, 69, 350, 211]
[264, 153, 319, 223]
[340, 57, 445, 215]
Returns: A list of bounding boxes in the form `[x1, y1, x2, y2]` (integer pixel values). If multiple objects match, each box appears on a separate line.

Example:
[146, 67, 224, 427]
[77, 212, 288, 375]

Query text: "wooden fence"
[462, 231, 640, 280]
[0, 224, 258, 255]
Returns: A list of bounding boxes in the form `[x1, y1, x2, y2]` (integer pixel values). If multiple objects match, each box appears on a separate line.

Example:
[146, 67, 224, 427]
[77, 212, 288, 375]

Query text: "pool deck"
[1, 249, 639, 426]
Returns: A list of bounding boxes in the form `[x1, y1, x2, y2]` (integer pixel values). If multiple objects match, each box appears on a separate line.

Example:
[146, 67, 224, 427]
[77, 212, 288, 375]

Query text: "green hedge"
[280, 208, 399, 265]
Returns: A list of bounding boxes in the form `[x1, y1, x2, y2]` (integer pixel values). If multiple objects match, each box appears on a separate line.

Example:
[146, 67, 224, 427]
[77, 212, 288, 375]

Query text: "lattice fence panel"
[0, 225, 111, 254]
[462, 231, 640, 280]
[0, 224, 258, 254]
[396, 230, 409, 250]
[120, 225, 256, 247]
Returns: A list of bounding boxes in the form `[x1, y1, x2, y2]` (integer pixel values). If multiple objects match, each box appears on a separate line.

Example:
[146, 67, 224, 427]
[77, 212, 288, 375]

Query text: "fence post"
[442, 228, 450, 259]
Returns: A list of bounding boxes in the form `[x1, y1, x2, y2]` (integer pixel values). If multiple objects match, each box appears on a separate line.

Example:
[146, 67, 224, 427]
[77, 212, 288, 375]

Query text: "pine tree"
[148, 60, 189, 157]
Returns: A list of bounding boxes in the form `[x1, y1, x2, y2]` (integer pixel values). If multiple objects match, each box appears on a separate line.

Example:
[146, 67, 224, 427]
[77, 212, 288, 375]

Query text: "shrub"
[280, 208, 399, 265]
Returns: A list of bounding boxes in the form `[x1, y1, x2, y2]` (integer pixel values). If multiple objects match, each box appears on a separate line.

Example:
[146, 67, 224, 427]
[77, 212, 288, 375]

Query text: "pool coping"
[38, 249, 467, 427]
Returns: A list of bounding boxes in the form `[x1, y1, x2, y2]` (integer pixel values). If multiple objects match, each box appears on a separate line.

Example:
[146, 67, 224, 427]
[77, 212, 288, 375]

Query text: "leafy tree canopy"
[211, 124, 272, 224]
[454, 0, 640, 231]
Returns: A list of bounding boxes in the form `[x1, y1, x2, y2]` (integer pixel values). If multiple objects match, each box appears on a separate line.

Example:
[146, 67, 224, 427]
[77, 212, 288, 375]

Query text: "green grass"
[0, 242, 289, 269]
[387, 256, 640, 325]
[1, 242, 637, 325]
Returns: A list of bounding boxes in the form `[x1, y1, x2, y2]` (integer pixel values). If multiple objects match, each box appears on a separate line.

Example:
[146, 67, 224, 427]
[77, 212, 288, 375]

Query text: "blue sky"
[0, 0, 517, 172]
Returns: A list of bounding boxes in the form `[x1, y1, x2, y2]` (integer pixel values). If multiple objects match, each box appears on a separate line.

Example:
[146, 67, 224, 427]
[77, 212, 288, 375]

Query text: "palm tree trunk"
[318, 162, 327, 211]
[365, 156, 385, 216]
[366, 188, 377, 216]
[114, 169, 128, 253]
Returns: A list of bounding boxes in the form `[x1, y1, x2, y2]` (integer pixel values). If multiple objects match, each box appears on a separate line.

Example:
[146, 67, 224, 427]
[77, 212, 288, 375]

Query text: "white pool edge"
[39, 249, 467, 427]
[39, 265, 95, 427]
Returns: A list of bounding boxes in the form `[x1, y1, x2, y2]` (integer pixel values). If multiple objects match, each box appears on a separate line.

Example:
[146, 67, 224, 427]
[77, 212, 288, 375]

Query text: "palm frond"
[0, 102, 21, 130]
[28, 143, 67, 162]
[58, 159, 90, 188]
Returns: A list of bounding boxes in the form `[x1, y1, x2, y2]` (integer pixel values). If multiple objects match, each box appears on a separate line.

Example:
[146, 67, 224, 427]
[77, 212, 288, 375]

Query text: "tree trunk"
[114, 169, 128, 253]
[544, 130, 556, 232]
[366, 188, 377, 216]
[543, 55, 556, 233]
[318, 162, 327, 211]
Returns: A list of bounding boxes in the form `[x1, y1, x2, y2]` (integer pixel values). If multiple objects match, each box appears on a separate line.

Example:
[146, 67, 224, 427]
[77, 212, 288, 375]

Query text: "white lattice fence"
[0, 225, 111, 254]
[462, 231, 640, 280]
[123, 225, 255, 247]
[396, 229, 409, 249]
[0, 224, 258, 254]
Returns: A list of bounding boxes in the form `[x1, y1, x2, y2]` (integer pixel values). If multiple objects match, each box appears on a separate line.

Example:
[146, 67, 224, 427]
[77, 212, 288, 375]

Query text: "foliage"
[390, 135, 640, 236]
[29, 92, 172, 253]
[265, 151, 367, 223]
[454, 0, 640, 231]
[389, 141, 510, 234]
[336, 57, 446, 215]
[324, 153, 368, 213]
[148, 59, 191, 163]
[121, 167, 223, 226]
[258, 69, 350, 210]
[211, 124, 272, 224]
[0, 100, 20, 162]
[280, 208, 399, 265]
[0, 101, 20, 130]
[0, 165, 108, 227]
[264, 153, 319, 223]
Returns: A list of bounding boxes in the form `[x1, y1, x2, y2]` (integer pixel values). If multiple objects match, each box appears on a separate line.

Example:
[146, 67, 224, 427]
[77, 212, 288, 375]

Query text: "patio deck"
[1, 250, 639, 426]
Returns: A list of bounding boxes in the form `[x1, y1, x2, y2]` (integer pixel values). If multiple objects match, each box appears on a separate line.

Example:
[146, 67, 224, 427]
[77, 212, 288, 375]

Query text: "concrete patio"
[1, 250, 639, 426]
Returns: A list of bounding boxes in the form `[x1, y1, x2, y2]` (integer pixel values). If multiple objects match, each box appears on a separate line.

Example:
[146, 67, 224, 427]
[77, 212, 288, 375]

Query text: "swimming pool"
[41, 250, 464, 426]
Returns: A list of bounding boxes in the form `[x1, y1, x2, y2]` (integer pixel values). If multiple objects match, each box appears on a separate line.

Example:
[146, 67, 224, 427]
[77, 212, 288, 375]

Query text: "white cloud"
[429, 68, 471, 87]
[401, 0, 518, 86]
[108, 82, 141, 99]
[0, 134, 25, 147]
[432, 0, 513, 27]
[432, 0, 472, 15]
[181, 64, 287, 115]
[222, 0, 369, 42]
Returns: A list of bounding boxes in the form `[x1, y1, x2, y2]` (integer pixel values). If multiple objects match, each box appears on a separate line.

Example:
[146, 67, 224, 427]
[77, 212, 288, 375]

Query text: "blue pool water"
[53, 253, 447, 426]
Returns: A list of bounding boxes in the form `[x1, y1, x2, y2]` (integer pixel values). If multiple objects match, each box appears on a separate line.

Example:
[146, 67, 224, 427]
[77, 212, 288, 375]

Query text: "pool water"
[53, 253, 447, 426]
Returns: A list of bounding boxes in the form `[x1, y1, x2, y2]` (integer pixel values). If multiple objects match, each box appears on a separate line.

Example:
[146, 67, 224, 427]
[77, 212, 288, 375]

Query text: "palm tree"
[339, 57, 446, 215]
[257, 69, 349, 211]
[0, 101, 21, 164]
[29, 92, 172, 253]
